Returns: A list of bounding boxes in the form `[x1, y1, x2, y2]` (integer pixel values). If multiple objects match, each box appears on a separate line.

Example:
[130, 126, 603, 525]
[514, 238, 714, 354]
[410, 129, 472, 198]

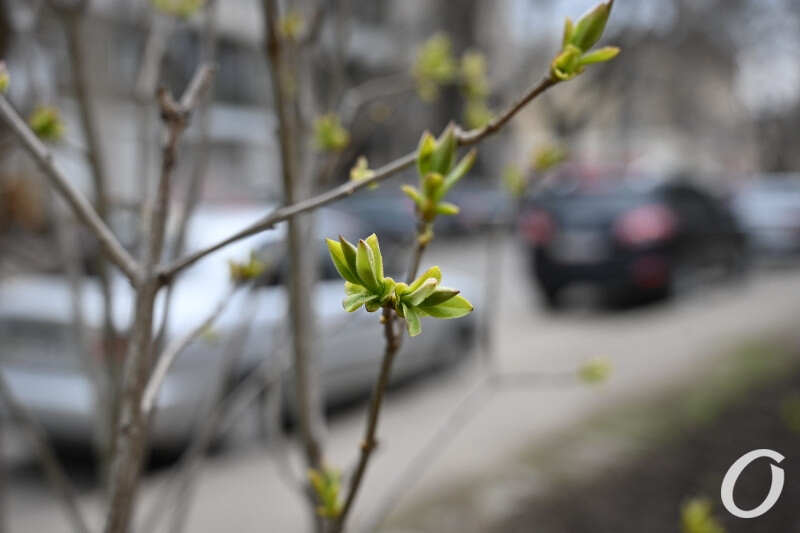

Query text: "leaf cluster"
[308, 467, 342, 519]
[551, 1, 620, 81]
[412, 33, 458, 102]
[578, 357, 611, 385]
[681, 498, 726, 533]
[402, 125, 476, 229]
[326, 234, 472, 337]
[227, 252, 266, 285]
[314, 113, 350, 152]
[28, 105, 64, 142]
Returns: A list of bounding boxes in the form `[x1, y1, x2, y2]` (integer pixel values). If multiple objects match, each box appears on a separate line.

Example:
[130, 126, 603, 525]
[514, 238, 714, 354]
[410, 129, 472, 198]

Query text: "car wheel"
[540, 286, 563, 311]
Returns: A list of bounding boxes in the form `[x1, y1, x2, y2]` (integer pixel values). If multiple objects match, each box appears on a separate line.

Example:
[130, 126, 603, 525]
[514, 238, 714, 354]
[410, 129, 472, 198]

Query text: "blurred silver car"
[0, 206, 479, 449]
[732, 175, 800, 259]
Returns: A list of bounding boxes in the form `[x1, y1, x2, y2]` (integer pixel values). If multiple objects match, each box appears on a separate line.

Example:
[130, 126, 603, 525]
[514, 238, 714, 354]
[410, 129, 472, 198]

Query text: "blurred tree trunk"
[262, 2, 325, 531]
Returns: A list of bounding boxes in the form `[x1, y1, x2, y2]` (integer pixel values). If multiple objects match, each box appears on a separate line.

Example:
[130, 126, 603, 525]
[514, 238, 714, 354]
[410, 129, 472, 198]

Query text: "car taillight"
[614, 204, 677, 246]
[519, 210, 554, 245]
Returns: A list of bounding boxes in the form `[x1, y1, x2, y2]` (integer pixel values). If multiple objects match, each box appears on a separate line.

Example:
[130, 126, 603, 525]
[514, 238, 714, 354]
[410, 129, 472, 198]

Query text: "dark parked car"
[518, 178, 746, 308]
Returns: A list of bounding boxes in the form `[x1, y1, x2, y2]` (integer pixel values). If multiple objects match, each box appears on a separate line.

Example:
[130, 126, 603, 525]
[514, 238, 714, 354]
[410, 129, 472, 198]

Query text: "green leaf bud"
[327, 239, 360, 284]
[228, 253, 267, 285]
[578, 46, 620, 66]
[313, 113, 350, 152]
[571, 1, 612, 52]
[578, 357, 611, 385]
[550, 44, 584, 81]
[431, 123, 457, 175]
[28, 105, 65, 142]
[0, 62, 9, 93]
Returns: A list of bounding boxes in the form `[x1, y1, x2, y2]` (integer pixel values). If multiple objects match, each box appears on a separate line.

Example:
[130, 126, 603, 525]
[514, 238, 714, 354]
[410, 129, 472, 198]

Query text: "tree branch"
[141, 283, 239, 415]
[158, 75, 559, 282]
[0, 95, 140, 282]
[333, 306, 401, 532]
[103, 63, 215, 533]
[0, 373, 91, 533]
[362, 370, 578, 532]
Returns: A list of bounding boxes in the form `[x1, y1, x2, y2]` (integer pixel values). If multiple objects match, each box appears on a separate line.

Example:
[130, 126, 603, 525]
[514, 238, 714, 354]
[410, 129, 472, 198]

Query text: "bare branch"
[104, 62, 216, 533]
[333, 306, 401, 532]
[158, 150, 417, 281]
[339, 73, 415, 125]
[159, 75, 559, 282]
[0, 374, 91, 533]
[142, 329, 294, 533]
[455, 75, 557, 144]
[362, 370, 578, 532]
[134, 15, 175, 102]
[0, 95, 140, 282]
[141, 283, 239, 415]
[178, 64, 217, 112]
[299, 2, 327, 46]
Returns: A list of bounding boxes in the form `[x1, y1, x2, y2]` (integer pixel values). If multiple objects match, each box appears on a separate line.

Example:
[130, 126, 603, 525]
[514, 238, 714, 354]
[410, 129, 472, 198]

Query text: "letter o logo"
[721, 449, 785, 519]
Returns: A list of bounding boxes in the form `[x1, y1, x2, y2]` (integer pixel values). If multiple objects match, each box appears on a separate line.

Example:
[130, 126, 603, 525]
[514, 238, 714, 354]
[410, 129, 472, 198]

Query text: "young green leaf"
[402, 185, 426, 210]
[365, 233, 384, 280]
[431, 124, 457, 175]
[327, 239, 360, 284]
[419, 294, 473, 318]
[339, 236, 359, 277]
[417, 131, 437, 177]
[343, 292, 379, 313]
[578, 46, 620, 66]
[404, 277, 439, 306]
[435, 202, 460, 216]
[570, 1, 612, 52]
[403, 303, 422, 337]
[344, 281, 367, 295]
[420, 287, 460, 307]
[356, 239, 380, 292]
[350, 156, 376, 184]
[408, 266, 442, 293]
[439, 148, 477, 200]
[562, 17, 575, 49]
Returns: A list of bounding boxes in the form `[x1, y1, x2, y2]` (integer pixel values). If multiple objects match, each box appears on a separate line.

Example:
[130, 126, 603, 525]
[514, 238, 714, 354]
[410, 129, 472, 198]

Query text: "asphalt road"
[6, 235, 800, 533]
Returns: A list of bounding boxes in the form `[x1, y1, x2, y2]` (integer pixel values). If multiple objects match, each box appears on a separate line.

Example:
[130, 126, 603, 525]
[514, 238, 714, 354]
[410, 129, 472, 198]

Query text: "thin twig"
[158, 75, 559, 282]
[298, 1, 327, 46]
[141, 283, 240, 415]
[155, 0, 219, 351]
[0, 95, 140, 282]
[361, 380, 492, 533]
[333, 306, 401, 532]
[361, 370, 577, 532]
[142, 328, 293, 533]
[0, 373, 91, 533]
[338, 72, 415, 125]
